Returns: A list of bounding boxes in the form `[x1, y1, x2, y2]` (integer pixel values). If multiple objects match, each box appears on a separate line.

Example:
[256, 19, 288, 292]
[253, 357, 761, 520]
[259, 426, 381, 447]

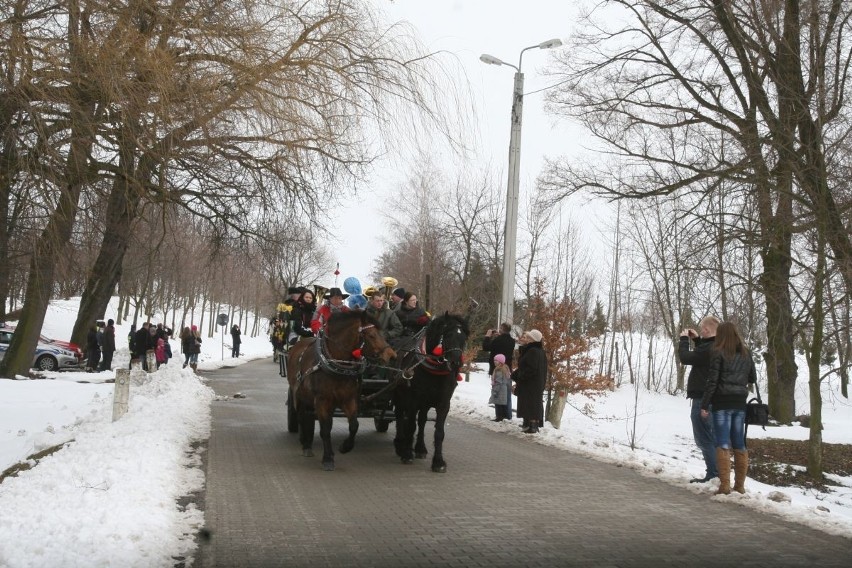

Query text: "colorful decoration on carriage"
[343, 276, 362, 296]
[333, 262, 340, 285]
[346, 294, 368, 310]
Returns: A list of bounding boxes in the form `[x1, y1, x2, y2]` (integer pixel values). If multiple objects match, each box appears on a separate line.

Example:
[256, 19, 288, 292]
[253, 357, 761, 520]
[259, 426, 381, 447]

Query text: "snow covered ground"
[1, 298, 850, 567]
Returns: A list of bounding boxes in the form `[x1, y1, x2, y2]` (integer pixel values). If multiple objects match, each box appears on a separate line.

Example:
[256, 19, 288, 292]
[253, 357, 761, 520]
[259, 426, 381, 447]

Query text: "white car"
[0, 327, 81, 372]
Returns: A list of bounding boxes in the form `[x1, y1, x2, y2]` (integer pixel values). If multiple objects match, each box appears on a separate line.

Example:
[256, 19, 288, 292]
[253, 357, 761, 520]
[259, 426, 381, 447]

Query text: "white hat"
[526, 329, 543, 342]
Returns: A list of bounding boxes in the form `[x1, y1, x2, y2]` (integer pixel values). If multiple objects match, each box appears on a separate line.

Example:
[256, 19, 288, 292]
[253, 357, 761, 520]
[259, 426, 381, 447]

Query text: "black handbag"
[745, 381, 769, 445]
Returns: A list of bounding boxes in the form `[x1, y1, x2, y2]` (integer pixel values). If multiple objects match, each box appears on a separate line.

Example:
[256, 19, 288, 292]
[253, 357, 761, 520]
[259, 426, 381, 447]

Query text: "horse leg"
[397, 403, 416, 464]
[392, 388, 408, 457]
[338, 398, 359, 454]
[299, 408, 315, 458]
[317, 405, 335, 471]
[414, 407, 429, 459]
[431, 399, 452, 473]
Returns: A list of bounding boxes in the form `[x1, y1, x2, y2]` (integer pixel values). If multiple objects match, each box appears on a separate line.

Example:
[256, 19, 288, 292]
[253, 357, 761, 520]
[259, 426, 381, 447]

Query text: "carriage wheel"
[287, 388, 299, 433]
[374, 417, 390, 433]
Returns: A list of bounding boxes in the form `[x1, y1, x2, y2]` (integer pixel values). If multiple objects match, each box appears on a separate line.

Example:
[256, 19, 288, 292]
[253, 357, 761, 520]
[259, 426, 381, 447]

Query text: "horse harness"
[293, 324, 375, 388]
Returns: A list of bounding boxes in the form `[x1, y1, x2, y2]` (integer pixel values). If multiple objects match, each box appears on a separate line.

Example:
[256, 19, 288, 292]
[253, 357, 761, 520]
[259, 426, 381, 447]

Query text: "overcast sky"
[326, 1, 598, 288]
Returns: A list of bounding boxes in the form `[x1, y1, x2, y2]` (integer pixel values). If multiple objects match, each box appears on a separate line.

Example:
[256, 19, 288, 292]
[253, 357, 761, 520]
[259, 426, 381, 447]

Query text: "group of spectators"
[483, 324, 547, 434]
[125, 322, 190, 371]
[84, 319, 116, 372]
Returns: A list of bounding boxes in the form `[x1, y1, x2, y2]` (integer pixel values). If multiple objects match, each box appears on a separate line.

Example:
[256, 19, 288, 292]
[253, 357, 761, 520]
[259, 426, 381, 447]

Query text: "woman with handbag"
[699, 321, 757, 495]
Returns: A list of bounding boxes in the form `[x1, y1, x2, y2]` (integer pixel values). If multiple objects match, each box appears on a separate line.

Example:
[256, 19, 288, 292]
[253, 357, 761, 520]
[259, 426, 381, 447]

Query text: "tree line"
[0, 0, 457, 377]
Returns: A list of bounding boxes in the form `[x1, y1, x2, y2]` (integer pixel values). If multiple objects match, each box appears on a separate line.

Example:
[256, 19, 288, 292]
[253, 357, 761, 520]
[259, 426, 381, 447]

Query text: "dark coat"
[701, 350, 756, 412]
[678, 336, 716, 399]
[366, 304, 403, 340]
[482, 332, 516, 374]
[512, 342, 547, 422]
[396, 304, 429, 335]
[102, 325, 116, 353]
[133, 328, 150, 358]
[230, 326, 241, 346]
[291, 299, 316, 337]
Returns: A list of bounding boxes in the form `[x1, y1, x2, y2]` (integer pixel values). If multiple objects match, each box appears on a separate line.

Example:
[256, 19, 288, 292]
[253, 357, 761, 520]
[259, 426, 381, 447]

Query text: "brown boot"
[190, 363, 198, 373]
[733, 449, 749, 494]
[715, 448, 731, 495]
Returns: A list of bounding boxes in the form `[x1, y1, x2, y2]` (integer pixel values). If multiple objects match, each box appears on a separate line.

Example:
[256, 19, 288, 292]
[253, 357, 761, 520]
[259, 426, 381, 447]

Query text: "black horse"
[393, 312, 469, 473]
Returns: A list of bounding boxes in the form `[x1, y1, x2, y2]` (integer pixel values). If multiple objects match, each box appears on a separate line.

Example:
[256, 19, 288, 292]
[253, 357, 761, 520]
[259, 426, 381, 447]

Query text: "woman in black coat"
[511, 329, 547, 433]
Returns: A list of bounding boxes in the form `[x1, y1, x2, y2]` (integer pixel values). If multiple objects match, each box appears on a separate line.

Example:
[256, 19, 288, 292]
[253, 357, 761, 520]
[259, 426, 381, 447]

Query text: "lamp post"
[481, 38, 562, 326]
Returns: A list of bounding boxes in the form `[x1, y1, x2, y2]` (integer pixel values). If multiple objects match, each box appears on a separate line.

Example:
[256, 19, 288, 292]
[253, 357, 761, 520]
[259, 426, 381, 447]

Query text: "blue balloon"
[343, 276, 362, 295]
[347, 294, 368, 310]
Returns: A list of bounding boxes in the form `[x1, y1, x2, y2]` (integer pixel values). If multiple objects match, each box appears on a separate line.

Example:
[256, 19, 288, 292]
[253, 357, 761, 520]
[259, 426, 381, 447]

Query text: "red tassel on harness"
[457, 373, 463, 382]
[351, 348, 362, 359]
[432, 345, 443, 356]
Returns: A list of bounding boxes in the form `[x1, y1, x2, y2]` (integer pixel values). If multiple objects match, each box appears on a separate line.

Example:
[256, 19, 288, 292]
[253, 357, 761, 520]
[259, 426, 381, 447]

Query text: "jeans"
[690, 398, 718, 476]
[712, 408, 746, 450]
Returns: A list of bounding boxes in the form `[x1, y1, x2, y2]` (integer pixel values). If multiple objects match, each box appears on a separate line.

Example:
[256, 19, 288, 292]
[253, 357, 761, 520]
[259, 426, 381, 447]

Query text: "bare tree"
[537, 0, 852, 422]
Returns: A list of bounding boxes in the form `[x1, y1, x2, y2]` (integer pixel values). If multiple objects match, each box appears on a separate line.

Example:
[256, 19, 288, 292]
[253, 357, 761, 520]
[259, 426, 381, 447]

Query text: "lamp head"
[538, 38, 563, 50]
[479, 54, 503, 66]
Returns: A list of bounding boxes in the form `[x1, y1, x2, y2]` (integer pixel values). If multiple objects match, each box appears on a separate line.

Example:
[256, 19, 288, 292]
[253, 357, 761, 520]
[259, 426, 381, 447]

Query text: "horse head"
[325, 310, 397, 364]
[425, 311, 469, 367]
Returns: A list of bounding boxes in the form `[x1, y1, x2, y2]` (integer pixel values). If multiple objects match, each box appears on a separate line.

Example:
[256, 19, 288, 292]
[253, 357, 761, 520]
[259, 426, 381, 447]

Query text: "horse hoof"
[339, 442, 354, 454]
[415, 452, 428, 460]
[401, 457, 414, 465]
[322, 462, 335, 471]
[302, 449, 314, 458]
[432, 464, 447, 473]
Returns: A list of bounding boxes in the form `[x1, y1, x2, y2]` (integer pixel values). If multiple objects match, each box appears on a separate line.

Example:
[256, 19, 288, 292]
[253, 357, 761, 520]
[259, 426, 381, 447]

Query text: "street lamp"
[481, 38, 562, 326]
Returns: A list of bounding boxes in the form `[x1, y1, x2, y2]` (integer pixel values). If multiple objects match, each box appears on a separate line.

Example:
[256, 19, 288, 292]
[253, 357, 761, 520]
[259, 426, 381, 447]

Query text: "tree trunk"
[761, 245, 797, 424]
[0, 117, 94, 376]
[546, 389, 568, 429]
[70, 171, 140, 346]
[0, 2, 95, 376]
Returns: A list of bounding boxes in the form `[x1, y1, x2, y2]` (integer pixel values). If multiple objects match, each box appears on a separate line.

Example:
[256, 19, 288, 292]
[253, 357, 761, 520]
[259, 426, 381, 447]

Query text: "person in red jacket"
[311, 287, 350, 334]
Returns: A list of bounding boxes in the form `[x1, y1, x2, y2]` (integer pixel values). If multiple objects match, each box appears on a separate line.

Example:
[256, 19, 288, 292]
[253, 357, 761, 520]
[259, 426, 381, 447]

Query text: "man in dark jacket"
[678, 315, 720, 483]
[134, 322, 152, 370]
[99, 319, 116, 371]
[365, 293, 402, 341]
[483, 323, 517, 419]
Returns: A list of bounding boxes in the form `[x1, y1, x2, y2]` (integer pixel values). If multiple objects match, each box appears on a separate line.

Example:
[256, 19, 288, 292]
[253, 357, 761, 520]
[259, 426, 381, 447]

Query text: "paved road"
[195, 359, 852, 568]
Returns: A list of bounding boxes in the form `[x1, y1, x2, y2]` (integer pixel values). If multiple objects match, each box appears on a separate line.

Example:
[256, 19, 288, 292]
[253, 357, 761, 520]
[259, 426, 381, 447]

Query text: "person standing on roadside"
[483, 323, 516, 419]
[489, 354, 511, 422]
[678, 315, 720, 484]
[85, 323, 101, 373]
[512, 329, 547, 434]
[99, 319, 116, 371]
[230, 324, 241, 358]
[701, 321, 756, 495]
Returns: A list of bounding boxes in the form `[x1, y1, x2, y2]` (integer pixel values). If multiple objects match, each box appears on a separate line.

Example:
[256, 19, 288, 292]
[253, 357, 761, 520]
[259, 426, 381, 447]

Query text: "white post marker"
[145, 350, 157, 374]
[130, 359, 146, 386]
[112, 368, 130, 421]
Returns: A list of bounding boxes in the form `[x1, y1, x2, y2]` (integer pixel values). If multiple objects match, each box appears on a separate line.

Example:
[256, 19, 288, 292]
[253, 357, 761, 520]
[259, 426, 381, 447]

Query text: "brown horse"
[287, 310, 396, 471]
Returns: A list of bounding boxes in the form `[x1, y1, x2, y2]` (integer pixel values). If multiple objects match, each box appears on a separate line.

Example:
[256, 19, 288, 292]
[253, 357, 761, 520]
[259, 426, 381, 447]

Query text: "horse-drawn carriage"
[283, 307, 470, 472]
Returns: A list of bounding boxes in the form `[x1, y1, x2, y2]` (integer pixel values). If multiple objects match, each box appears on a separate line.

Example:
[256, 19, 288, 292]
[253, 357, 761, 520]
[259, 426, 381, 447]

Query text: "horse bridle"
[420, 322, 466, 374]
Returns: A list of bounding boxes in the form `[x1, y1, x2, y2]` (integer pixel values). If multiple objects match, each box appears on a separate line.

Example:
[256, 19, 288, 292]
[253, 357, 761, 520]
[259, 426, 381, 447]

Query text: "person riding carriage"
[311, 287, 350, 334]
[290, 288, 317, 343]
[396, 292, 431, 336]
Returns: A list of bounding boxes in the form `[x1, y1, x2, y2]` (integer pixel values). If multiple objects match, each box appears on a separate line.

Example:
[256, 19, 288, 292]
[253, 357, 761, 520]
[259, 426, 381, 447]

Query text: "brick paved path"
[195, 359, 852, 568]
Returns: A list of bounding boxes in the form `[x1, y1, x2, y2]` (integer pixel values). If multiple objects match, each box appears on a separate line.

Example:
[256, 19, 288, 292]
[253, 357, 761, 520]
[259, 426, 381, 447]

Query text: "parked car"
[0, 324, 82, 372]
